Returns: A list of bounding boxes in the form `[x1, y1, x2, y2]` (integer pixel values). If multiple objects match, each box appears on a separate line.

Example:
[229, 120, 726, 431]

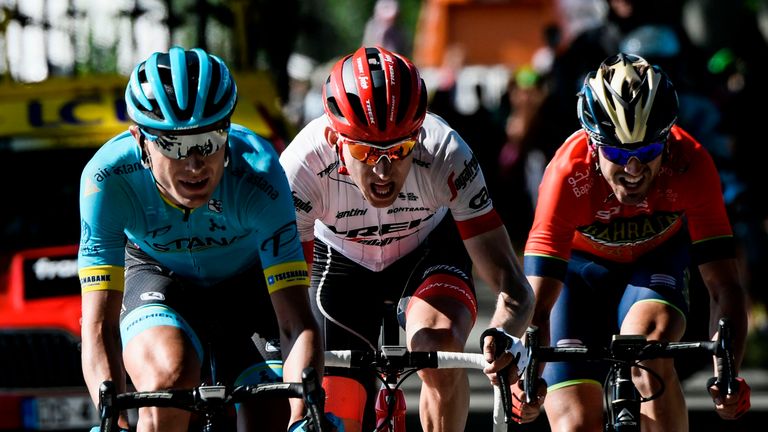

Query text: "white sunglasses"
[141, 127, 229, 159]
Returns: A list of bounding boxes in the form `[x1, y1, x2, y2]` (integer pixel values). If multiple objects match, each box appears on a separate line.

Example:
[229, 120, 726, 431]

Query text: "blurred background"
[0, 0, 767, 430]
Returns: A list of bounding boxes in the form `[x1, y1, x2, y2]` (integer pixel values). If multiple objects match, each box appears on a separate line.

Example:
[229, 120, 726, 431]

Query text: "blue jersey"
[78, 124, 308, 293]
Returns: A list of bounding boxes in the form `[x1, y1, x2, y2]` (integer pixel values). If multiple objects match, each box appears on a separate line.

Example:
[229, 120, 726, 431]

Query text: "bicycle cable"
[373, 367, 420, 432]
[603, 358, 667, 410]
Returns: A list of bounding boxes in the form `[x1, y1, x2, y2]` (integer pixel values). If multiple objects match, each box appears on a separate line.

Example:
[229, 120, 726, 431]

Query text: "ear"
[324, 127, 339, 147]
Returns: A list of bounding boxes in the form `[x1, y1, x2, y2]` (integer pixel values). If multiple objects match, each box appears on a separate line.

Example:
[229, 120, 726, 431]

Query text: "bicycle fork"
[374, 383, 407, 432]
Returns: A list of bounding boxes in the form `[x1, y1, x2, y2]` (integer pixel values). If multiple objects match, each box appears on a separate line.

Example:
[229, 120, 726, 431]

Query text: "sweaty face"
[341, 142, 413, 208]
[598, 147, 663, 205]
[131, 125, 226, 209]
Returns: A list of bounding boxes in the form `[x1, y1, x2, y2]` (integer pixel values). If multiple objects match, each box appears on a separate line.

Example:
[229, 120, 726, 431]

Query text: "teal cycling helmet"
[125, 46, 237, 131]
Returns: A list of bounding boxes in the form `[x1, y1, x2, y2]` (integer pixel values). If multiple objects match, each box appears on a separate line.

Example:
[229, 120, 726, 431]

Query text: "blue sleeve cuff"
[524, 254, 568, 281]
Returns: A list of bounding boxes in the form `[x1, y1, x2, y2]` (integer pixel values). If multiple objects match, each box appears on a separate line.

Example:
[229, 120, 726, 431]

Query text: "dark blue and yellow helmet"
[577, 53, 679, 146]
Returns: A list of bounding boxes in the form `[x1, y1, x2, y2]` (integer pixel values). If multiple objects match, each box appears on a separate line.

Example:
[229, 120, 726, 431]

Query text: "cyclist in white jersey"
[280, 46, 535, 432]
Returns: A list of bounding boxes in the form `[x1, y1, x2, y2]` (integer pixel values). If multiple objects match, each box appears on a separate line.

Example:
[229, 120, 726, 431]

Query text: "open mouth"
[370, 182, 395, 199]
[179, 177, 209, 191]
[619, 175, 643, 190]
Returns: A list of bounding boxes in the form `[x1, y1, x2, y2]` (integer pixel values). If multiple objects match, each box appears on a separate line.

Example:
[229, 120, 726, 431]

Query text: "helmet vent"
[396, 60, 412, 125]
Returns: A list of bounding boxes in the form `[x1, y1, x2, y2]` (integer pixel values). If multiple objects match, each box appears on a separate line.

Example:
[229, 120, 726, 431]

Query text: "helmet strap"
[139, 135, 152, 169]
[336, 142, 349, 175]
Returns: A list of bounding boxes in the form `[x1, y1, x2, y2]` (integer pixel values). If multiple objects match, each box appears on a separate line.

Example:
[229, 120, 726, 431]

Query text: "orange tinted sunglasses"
[340, 133, 419, 166]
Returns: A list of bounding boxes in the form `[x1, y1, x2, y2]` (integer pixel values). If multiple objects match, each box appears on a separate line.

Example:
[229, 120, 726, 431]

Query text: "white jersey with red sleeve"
[279, 112, 501, 271]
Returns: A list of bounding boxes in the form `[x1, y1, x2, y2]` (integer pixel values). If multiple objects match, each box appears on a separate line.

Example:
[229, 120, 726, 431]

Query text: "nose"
[184, 152, 206, 172]
[624, 157, 643, 176]
[372, 156, 392, 179]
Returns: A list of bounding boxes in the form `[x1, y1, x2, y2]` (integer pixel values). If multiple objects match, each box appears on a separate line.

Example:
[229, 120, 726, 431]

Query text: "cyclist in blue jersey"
[78, 47, 338, 432]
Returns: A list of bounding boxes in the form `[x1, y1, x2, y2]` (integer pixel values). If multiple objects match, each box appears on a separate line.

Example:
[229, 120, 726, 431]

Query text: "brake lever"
[480, 328, 514, 424]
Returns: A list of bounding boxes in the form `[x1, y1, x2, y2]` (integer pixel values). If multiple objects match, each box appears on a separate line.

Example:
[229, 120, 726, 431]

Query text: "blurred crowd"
[280, 0, 768, 367]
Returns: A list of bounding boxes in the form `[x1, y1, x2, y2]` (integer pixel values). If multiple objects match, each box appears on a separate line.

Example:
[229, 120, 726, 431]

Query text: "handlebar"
[97, 367, 327, 432]
[324, 346, 488, 371]
[523, 317, 739, 402]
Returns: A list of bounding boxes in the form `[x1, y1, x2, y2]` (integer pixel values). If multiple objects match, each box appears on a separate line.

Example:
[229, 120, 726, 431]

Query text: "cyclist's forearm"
[488, 289, 534, 336]
[281, 328, 323, 425]
[81, 322, 126, 407]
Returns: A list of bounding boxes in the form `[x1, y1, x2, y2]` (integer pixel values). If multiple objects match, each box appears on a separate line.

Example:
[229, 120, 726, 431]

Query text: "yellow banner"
[0, 72, 290, 149]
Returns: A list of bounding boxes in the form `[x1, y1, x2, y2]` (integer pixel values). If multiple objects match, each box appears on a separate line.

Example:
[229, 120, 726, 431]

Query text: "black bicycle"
[520, 318, 739, 432]
[97, 367, 328, 432]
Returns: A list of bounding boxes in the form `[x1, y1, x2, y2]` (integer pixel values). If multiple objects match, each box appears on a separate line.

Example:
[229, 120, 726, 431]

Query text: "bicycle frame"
[522, 318, 739, 432]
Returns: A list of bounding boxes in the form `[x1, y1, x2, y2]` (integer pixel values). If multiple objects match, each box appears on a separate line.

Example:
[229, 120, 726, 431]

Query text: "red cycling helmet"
[323, 46, 428, 144]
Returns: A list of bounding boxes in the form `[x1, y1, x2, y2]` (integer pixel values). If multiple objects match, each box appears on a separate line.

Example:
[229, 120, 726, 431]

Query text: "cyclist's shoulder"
[82, 131, 144, 181]
[226, 124, 288, 175]
[281, 116, 336, 170]
[543, 130, 592, 178]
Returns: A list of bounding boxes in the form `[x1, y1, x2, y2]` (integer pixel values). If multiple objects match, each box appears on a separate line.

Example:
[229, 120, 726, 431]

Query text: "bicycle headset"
[125, 46, 238, 132]
[577, 52, 679, 148]
[322, 45, 428, 145]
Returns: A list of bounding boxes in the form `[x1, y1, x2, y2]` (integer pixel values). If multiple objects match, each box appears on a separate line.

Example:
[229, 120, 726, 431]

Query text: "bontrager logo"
[387, 207, 429, 214]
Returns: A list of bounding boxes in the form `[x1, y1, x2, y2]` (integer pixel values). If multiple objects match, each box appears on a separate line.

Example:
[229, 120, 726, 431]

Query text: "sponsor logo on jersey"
[317, 161, 339, 178]
[447, 155, 480, 200]
[293, 191, 313, 213]
[231, 167, 279, 200]
[398, 192, 419, 201]
[208, 199, 223, 213]
[140, 291, 166, 301]
[336, 208, 368, 219]
[579, 212, 681, 246]
[143, 234, 248, 252]
[79, 274, 111, 284]
[92, 161, 145, 182]
[328, 214, 434, 238]
[387, 206, 429, 215]
[413, 158, 431, 168]
[267, 268, 310, 285]
[261, 222, 299, 257]
[468, 187, 490, 210]
[351, 234, 411, 246]
[423, 264, 469, 281]
[208, 218, 226, 232]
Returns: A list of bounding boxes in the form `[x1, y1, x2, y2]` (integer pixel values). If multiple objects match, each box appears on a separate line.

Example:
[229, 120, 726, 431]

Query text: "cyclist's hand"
[481, 327, 529, 384]
[510, 377, 547, 424]
[288, 412, 345, 432]
[708, 376, 751, 420]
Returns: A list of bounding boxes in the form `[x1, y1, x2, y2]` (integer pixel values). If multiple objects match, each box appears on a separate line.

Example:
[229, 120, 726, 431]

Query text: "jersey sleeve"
[433, 129, 501, 239]
[77, 154, 131, 292]
[279, 132, 325, 243]
[523, 154, 583, 280]
[245, 135, 310, 294]
[682, 143, 736, 264]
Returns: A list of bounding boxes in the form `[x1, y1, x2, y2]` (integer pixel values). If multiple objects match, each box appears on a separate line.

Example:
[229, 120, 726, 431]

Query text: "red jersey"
[524, 126, 733, 277]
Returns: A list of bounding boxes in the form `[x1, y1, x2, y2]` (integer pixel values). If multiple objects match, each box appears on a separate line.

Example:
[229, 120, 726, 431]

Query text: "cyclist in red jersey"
[279, 46, 534, 432]
[521, 53, 751, 430]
